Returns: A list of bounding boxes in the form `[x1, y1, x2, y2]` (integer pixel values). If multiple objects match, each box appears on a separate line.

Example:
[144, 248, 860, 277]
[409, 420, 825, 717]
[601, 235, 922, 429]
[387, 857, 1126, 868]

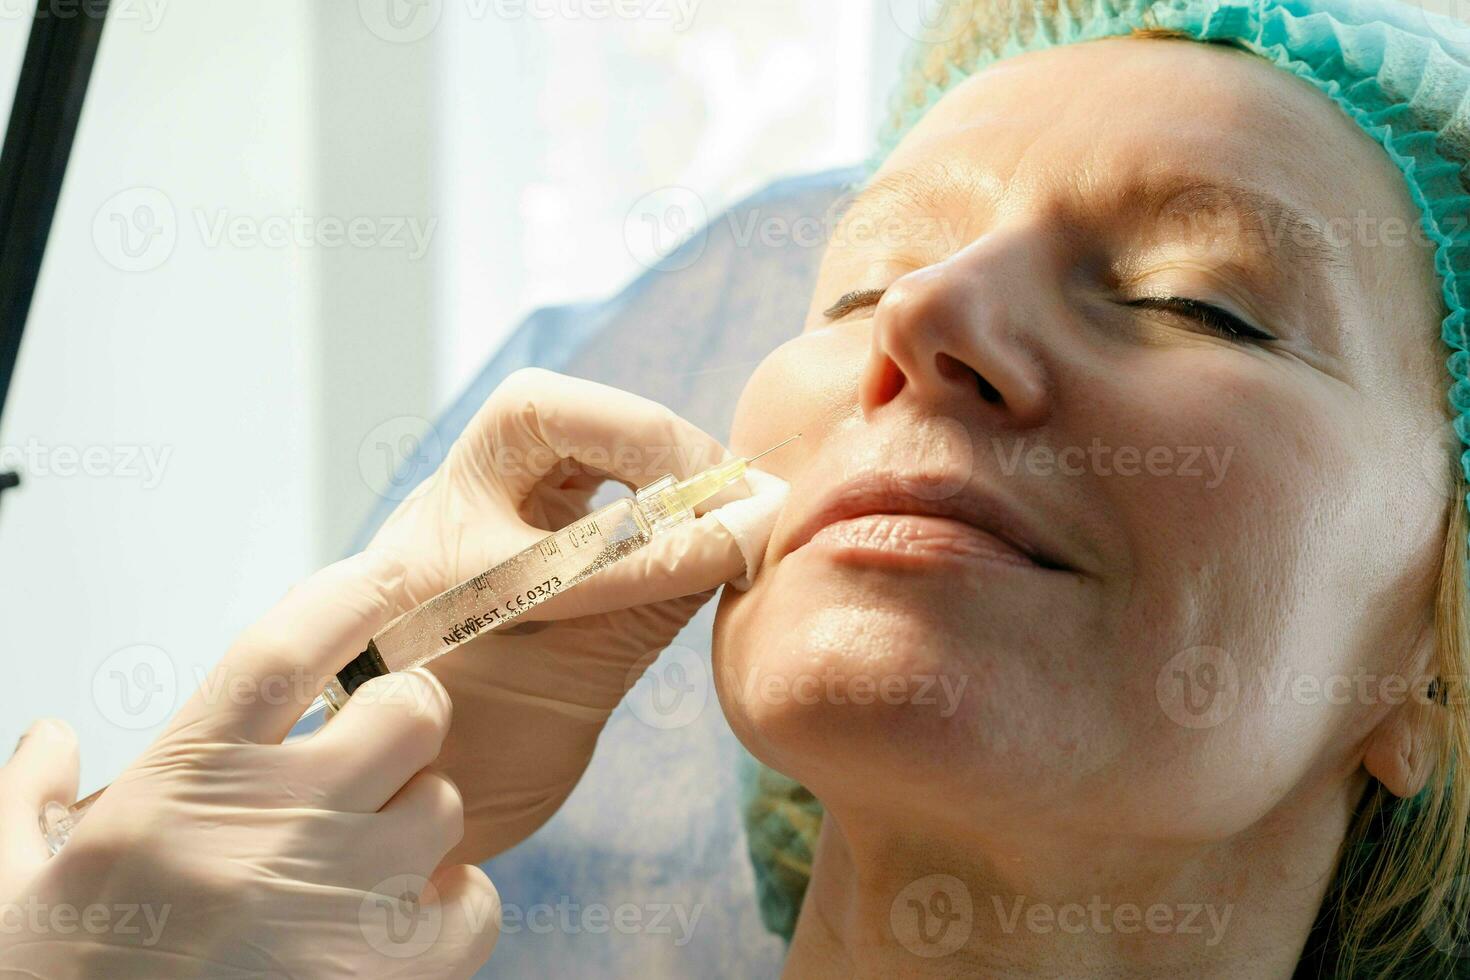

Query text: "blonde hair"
[1324, 474, 1470, 977]
[741, 11, 1470, 976]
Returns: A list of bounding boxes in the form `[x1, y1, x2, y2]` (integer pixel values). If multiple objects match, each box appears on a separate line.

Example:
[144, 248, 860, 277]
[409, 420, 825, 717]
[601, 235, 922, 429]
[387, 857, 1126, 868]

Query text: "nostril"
[936, 351, 1002, 404]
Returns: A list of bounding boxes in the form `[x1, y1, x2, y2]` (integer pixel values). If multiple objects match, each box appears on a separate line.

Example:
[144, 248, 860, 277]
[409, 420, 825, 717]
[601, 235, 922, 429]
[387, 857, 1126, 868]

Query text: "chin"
[714, 552, 1146, 828]
[714, 572, 1065, 818]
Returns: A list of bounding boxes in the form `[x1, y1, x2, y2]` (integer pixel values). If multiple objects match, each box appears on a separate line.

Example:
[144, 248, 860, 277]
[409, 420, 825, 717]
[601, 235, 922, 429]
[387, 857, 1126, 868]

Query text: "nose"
[858, 225, 1056, 428]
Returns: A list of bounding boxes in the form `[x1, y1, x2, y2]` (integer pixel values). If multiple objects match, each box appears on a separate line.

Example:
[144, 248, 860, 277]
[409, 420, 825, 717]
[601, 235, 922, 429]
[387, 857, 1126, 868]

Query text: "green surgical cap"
[869, 0, 1470, 489]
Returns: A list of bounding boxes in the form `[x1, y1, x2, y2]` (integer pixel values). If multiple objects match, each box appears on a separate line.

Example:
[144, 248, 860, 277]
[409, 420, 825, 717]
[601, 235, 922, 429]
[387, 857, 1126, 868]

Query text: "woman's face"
[712, 36, 1449, 842]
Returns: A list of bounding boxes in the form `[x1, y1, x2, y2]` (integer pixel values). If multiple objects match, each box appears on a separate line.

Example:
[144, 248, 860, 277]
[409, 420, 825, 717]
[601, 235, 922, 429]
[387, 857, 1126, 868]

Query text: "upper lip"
[777, 470, 1074, 572]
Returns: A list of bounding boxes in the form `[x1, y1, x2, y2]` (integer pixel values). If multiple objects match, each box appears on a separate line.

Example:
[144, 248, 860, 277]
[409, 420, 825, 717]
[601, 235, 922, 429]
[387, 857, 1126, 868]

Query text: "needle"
[745, 433, 801, 464]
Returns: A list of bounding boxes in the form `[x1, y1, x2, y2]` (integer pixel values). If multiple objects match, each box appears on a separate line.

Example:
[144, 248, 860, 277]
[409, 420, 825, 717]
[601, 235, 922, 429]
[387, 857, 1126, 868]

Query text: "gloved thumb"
[165, 548, 410, 747]
[0, 719, 79, 878]
[521, 469, 790, 622]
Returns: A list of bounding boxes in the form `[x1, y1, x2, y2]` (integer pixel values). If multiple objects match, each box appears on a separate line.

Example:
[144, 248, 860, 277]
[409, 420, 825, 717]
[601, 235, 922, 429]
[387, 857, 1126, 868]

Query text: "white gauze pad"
[710, 467, 790, 591]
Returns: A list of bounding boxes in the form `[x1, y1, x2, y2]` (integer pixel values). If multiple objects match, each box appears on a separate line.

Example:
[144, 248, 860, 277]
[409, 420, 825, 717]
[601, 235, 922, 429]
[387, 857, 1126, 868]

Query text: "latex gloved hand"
[366, 368, 786, 861]
[0, 552, 500, 979]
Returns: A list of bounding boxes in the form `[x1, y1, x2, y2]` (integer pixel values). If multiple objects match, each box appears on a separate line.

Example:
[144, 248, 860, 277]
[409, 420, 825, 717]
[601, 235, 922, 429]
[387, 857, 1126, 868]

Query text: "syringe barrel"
[330, 474, 692, 700]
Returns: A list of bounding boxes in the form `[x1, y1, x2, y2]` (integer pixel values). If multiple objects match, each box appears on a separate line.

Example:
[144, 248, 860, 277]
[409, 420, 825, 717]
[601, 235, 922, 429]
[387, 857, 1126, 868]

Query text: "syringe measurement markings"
[566, 519, 600, 550]
[450, 522, 604, 644]
[440, 574, 566, 647]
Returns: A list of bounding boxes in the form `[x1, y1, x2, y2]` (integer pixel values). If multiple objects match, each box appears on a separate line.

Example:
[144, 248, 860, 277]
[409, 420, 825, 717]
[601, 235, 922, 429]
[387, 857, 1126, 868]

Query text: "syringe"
[40, 435, 799, 855]
[322, 433, 799, 709]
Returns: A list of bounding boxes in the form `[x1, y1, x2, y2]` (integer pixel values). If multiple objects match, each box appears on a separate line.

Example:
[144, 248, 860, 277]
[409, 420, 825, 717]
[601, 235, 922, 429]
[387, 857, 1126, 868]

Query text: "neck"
[781, 778, 1362, 979]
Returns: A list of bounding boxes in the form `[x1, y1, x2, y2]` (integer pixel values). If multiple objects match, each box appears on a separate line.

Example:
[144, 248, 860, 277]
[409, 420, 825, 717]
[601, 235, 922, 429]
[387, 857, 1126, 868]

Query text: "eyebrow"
[1111, 173, 1350, 276]
[840, 164, 1351, 280]
[843, 163, 978, 219]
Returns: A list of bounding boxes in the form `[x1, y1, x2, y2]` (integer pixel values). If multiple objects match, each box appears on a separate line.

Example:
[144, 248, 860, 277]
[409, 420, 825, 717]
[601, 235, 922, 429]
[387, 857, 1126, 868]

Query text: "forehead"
[878, 37, 1403, 241]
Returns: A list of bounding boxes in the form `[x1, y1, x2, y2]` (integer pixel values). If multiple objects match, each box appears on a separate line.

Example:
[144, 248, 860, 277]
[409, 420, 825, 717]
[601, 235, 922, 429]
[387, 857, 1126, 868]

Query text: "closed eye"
[822, 288, 1277, 345]
[822, 288, 887, 320]
[1126, 296, 1277, 343]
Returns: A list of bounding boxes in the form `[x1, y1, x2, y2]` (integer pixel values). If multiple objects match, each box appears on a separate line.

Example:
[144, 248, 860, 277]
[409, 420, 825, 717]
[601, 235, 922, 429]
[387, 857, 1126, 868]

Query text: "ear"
[1364, 625, 1442, 799]
[1364, 691, 1440, 798]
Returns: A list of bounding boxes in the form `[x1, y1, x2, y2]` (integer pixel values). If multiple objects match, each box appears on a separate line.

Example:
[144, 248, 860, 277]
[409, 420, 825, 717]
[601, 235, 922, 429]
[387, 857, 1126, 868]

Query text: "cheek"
[728, 325, 867, 462]
[1086, 354, 1384, 816]
[1085, 349, 1342, 610]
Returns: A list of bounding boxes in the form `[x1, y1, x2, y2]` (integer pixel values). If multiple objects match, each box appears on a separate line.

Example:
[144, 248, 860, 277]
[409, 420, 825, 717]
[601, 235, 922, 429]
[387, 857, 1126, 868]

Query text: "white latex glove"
[0, 552, 500, 979]
[367, 368, 786, 861]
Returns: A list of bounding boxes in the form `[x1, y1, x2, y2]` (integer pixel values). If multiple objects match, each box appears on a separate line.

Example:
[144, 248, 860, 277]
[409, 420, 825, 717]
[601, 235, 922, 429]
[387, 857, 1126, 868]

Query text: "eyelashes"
[821, 286, 1277, 344]
[822, 288, 887, 320]
[1124, 297, 1276, 343]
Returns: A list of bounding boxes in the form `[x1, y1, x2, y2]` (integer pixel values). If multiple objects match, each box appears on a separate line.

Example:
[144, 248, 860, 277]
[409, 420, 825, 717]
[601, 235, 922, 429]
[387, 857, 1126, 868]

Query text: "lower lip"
[795, 513, 1041, 570]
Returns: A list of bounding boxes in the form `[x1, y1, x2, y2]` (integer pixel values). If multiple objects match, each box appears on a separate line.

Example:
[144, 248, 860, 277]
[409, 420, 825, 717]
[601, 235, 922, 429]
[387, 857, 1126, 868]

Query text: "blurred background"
[0, 0, 921, 791]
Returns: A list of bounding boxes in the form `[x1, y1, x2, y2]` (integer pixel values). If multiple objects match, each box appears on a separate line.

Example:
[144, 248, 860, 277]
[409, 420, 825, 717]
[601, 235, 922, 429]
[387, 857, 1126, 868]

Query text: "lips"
[778, 471, 1072, 573]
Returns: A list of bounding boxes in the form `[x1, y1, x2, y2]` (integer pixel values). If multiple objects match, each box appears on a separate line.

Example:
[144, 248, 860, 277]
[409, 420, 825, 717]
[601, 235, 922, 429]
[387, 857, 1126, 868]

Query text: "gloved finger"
[166, 549, 408, 746]
[0, 719, 79, 877]
[294, 769, 466, 895]
[354, 863, 500, 979]
[519, 512, 746, 622]
[459, 368, 732, 505]
[296, 668, 453, 812]
[371, 769, 466, 882]
[422, 863, 501, 979]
